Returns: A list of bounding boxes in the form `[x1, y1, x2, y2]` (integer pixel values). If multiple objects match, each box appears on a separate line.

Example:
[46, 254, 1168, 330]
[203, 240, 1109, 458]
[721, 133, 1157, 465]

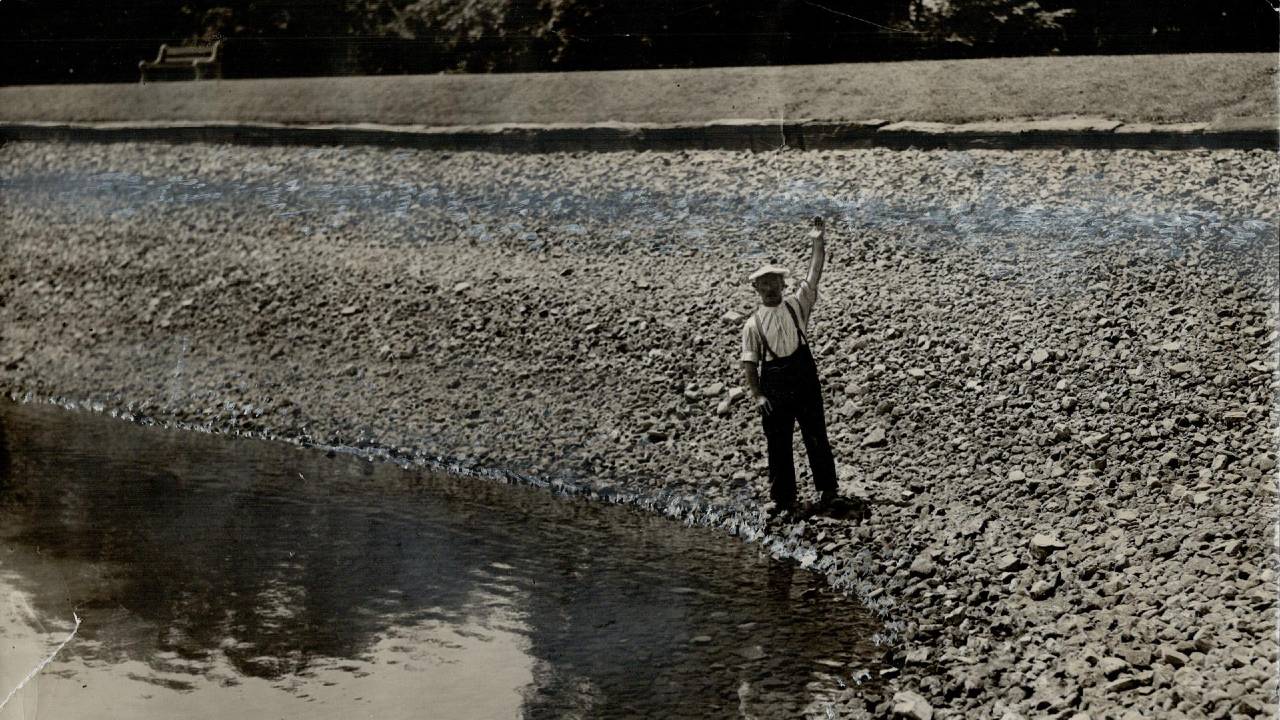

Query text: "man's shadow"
[798, 495, 872, 523]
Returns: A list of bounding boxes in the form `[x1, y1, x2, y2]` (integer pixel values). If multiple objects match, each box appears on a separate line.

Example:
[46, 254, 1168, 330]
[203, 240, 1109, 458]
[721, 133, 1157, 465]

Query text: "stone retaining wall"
[3, 116, 1277, 151]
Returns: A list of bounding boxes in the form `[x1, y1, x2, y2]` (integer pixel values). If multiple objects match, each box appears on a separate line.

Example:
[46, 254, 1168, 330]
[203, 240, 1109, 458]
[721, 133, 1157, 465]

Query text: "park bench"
[139, 42, 223, 82]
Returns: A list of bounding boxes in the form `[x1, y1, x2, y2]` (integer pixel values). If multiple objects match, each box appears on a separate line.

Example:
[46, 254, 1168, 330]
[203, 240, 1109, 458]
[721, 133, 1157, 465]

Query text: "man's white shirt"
[740, 280, 817, 363]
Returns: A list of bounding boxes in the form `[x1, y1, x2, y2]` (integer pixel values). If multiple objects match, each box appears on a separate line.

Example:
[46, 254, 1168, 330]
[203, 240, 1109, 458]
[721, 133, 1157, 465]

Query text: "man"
[740, 217, 838, 520]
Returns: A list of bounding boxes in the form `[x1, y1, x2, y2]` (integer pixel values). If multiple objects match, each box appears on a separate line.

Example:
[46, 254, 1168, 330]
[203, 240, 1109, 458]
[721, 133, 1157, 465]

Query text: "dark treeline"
[2, 0, 1276, 85]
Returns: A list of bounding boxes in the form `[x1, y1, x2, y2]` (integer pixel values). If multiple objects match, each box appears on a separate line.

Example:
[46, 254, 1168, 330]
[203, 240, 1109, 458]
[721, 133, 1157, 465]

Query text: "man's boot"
[765, 502, 795, 524]
[816, 487, 838, 510]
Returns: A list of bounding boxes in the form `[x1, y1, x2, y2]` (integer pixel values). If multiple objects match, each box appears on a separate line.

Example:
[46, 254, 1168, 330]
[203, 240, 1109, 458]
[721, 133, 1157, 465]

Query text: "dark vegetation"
[2, 0, 1277, 84]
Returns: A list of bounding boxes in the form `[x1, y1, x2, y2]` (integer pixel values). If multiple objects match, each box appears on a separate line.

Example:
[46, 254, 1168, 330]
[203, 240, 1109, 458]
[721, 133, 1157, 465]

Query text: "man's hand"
[756, 395, 773, 414]
[808, 216, 826, 241]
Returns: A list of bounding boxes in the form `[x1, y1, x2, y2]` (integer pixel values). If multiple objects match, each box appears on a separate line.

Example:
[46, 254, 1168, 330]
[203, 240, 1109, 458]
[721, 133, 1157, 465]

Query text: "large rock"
[1030, 533, 1068, 561]
[862, 426, 888, 447]
[891, 690, 933, 720]
[909, 554, 937, 577]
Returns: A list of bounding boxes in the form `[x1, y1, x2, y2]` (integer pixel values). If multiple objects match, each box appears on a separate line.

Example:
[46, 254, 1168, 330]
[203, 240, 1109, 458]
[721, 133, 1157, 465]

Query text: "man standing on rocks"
[741, 217, 838, 520]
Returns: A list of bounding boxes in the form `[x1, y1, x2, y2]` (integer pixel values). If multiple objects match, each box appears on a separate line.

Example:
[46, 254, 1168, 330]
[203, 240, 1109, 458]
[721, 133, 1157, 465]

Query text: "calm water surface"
[0, 401, 880, 719]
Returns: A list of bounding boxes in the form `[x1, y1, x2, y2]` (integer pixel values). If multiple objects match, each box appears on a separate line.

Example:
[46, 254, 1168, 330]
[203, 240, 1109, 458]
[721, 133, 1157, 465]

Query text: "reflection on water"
[0, 401, 880, 719]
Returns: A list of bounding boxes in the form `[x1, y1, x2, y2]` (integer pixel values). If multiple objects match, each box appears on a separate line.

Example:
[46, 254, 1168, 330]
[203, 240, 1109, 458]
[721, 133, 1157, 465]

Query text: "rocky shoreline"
[2, 140, 1277, 719]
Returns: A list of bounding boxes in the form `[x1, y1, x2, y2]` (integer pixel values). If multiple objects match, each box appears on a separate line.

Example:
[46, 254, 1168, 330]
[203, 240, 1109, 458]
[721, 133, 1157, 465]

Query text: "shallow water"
[0, 401, 881, 719]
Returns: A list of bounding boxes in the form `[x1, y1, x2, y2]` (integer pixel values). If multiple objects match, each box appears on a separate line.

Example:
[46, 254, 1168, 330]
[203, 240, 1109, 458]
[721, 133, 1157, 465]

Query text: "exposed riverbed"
[1, 140, 1276, 718]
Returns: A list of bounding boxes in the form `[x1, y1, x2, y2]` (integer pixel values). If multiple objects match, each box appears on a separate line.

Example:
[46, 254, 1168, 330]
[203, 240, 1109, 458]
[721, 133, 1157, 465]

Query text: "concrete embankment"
[2, 140, 1277, 718]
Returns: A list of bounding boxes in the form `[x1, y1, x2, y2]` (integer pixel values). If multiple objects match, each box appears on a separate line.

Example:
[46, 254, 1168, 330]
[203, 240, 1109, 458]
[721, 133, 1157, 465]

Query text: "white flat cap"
[749, 264, 791, 282]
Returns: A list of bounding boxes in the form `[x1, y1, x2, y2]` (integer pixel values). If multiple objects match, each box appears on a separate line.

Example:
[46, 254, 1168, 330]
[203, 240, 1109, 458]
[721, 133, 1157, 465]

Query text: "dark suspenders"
[754, 299, 807, 362]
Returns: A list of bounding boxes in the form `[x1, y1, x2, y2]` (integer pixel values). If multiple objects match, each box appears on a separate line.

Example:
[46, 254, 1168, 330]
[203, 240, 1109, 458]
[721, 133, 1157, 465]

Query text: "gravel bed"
[1, 140, 1277, 719]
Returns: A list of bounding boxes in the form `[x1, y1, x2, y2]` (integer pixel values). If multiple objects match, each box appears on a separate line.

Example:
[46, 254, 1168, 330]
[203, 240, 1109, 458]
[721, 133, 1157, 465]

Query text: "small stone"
[1237, 696, 1265, 716]
[1030, 533, 1068, 560]
[1029, 577, 1057, 600]
[903, 647, 930, 665]
[1099, 657, 1130, 679]
[907, 368, 927, 378]
[690, 635, 712, 644]
[340, 304, 360, 316]
[702, 382, 725, 397]
[452, 281, 472, 293]
[1104, 672, 1151, 693]
[1168, 362, 1193, 376]
[736, 645, 766, 660]
[1008, 469, 1026, 482]
[1119, 647, 1151, 669]
[961, 516, 987, 536]
[1191, 630, 1215, 653]
[715, 398, 732, 416]
[862, 427, 887, 447]
[1223, 410, 1248, 425]
[909, 554, 936, 577]
[996, 553, 1023, 572]
[727, 387, 745, 401]
[891, 690, 933, 720]
[646, 429, 668, 442]
[1030, 348, 1050, 364]
[722, 310, 745, 324]
[1081, 432, 1107, 449]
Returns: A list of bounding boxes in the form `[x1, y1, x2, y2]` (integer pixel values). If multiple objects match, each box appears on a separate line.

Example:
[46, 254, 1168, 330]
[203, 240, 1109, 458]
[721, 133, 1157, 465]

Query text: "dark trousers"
[760, 345, 837, 508]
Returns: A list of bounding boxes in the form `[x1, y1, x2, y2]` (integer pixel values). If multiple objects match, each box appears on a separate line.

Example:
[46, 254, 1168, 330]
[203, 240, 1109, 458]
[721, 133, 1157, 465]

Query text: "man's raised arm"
[806, 216, 826, 289]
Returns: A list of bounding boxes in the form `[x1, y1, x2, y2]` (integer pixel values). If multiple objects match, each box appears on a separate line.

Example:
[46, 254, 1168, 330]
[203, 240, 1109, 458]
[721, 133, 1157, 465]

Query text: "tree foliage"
[912, 1, 1076, 55]
[1, 0, 1274, 84]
